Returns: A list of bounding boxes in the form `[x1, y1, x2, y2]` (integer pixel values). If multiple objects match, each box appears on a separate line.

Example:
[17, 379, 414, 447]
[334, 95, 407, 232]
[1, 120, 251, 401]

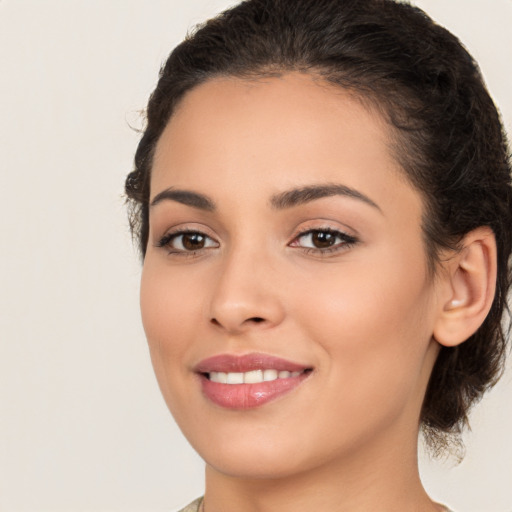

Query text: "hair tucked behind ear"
[125, 0, 512, 455]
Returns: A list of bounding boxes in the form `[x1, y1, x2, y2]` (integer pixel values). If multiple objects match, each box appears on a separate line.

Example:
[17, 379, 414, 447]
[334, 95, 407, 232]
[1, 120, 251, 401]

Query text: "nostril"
[209, 315, 268, 331]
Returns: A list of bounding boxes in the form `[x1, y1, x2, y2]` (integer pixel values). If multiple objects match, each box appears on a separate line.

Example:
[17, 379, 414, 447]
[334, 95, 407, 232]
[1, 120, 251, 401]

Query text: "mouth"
[195, 353, 313, 409]
[207, 368, 307, 384]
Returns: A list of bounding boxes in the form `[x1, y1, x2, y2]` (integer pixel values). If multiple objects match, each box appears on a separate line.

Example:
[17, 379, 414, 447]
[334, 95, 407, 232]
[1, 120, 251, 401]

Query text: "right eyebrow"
[270, 183, 381, 212]
[149, 188, 216, 211]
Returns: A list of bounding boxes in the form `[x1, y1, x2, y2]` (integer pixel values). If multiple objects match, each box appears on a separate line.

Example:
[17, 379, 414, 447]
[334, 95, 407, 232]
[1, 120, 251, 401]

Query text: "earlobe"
[433, 227, 497, 347]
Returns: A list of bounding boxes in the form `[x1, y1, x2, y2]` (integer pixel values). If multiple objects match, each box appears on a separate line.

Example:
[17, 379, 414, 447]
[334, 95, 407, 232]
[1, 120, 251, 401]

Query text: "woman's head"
[126, 0, 512, 455]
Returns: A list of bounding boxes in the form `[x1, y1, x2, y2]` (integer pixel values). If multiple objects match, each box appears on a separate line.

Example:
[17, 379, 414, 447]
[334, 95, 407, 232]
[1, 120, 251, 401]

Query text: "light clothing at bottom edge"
[175, 497, 454, 512]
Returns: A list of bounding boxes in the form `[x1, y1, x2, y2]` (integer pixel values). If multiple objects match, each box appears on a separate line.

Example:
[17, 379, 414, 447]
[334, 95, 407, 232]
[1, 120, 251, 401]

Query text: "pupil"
[183, 233, 205, 250]
[312, 231, 335, 248]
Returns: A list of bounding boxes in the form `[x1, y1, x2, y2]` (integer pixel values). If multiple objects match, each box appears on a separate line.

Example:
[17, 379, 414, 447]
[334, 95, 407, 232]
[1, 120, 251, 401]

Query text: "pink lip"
[195, 353, 312, 410]
[195, 353, 309, 373]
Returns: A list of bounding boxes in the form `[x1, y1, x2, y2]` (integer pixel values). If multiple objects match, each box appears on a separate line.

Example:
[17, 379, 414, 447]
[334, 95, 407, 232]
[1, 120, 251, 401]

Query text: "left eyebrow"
[150, 188, 216, 211]
[270, 183, 382, 212]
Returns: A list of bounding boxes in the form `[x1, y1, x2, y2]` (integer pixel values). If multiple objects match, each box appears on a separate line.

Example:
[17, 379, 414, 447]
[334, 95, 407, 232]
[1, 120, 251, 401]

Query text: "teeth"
[226, 372, 244, 384]
[208, 369, 304, 384]
[210, 371, 227, 383]
[263, 369, 278, 381]
[244, 370, 263, 384]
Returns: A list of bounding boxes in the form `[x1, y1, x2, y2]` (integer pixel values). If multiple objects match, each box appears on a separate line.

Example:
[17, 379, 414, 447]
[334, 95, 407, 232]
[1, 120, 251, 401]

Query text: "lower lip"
[199, 373, 310, 409]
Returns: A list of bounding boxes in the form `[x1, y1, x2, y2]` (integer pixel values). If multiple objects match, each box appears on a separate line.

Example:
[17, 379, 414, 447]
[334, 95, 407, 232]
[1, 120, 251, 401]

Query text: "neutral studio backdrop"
[1, 1, 511, 511]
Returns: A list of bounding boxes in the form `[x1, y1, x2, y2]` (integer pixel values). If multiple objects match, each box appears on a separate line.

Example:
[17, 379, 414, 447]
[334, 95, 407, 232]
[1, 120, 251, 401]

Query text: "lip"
[195, 353, 312, 410]
[195, 353, 309, 373]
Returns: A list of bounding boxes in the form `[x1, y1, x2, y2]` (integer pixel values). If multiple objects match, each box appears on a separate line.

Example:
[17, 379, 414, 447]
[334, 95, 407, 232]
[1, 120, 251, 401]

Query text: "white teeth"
[226, 372, 244, 384]
[209, 371, 227, 383]
[208, 369, 304, 384]
[263, 369, 278, 382]
[244, 370, 263, 384]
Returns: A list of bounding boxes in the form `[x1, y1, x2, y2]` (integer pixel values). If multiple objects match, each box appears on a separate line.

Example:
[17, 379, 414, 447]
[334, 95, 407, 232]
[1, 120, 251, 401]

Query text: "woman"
[125, 0, 512, 510]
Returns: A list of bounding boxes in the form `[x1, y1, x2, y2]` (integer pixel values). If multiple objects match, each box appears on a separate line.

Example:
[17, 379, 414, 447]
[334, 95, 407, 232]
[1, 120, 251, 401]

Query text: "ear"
[433, 226, 497, 347]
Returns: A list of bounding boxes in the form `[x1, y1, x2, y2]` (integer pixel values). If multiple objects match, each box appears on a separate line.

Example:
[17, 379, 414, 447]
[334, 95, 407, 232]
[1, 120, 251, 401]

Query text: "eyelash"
[156, 227, 358, 257]
[156, 229, 219, 257]
[290, 227, 358, 255]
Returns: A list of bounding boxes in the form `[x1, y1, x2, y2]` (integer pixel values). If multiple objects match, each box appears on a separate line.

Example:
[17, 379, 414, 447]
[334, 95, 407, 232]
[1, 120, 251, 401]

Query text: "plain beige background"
[0, 1, 511, 510]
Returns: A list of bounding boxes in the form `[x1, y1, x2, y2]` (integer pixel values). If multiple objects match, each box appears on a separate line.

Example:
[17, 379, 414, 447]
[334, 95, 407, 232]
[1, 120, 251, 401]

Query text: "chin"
[181, 416, 316, 479]
[203, 444, 311, 480]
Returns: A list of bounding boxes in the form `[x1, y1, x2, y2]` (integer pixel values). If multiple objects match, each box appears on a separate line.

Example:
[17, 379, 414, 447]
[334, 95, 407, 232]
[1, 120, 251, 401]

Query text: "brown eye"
[291, 229, 357, 253]
[311, 231, 337, 248]
[181, 233, 207, 250]
[158, 230, 219, 253]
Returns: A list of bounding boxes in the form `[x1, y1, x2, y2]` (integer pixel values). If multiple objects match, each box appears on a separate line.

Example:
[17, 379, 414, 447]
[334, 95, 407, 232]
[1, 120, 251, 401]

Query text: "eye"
[290, 228, 357, 252]
[157, 230, 219, 253]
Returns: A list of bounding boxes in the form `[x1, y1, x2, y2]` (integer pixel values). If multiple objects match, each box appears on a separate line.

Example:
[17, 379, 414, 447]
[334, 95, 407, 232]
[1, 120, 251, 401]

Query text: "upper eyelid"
[292, 228, 356, 242]
[156, 223, 218, 240]
[154, 228, 217, 252]
[159, 229, 217, 242]
[292, 224, 357, 240]
[295, 226, 346, 235]
[289, 230, 358, 258]
[154, 223, 358, 249]
[160, 225, 351, 240]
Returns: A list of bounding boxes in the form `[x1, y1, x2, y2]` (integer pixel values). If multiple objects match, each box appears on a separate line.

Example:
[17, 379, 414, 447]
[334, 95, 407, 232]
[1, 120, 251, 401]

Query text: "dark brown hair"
[125, 0, 512, 453]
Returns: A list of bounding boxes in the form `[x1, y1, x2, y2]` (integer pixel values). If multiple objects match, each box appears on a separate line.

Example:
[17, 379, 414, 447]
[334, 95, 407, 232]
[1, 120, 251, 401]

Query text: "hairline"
[144, 68, 445, 280]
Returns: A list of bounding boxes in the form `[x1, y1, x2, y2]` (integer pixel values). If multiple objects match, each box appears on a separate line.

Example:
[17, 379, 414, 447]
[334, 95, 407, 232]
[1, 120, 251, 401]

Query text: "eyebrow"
[150, 188, 216, 211]
[149, 183, 381, 213]
[270, 183, 381, 212]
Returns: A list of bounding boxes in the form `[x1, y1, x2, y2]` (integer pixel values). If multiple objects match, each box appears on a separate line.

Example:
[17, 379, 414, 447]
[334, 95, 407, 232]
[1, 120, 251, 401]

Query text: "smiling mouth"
[195, 353, 313, 409]
[206, 369, 309, 384]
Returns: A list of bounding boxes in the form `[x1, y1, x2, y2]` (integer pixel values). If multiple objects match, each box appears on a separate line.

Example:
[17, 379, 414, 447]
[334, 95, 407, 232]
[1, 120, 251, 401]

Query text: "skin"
[141, 73, 457, 512]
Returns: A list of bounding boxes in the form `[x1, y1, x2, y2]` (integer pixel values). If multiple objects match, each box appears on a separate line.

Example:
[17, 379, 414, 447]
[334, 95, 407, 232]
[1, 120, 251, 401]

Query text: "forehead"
[151, 72, 420, 220]
[154, 73, 391, 170]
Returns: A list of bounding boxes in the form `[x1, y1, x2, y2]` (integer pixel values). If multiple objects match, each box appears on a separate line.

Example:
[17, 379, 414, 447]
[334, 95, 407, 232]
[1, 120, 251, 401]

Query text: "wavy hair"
[125, 0, 512, 454]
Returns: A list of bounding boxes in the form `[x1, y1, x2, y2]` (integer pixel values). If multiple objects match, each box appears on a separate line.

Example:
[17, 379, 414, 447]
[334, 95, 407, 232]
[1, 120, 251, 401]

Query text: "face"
[141, 73, 442, 479]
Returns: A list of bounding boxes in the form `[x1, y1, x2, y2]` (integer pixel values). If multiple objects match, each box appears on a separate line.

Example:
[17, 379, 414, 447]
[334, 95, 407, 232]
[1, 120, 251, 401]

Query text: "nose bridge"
[208, 238, 285, 333]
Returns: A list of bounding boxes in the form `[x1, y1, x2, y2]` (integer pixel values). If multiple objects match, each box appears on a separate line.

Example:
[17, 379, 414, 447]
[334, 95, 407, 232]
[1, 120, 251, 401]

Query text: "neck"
[202, 342, 443, 512]
[203, 425, 441, 512]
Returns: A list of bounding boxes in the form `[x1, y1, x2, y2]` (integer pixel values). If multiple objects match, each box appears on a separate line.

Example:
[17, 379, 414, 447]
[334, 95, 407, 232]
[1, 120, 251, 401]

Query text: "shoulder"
[176, 497, 203, 512]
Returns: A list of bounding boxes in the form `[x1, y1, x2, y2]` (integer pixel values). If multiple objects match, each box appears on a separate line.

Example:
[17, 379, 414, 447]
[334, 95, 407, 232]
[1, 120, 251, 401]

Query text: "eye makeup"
[155, 224, 358, 259]
[289, 227, 358, 255]
[156, 228, 219, 257]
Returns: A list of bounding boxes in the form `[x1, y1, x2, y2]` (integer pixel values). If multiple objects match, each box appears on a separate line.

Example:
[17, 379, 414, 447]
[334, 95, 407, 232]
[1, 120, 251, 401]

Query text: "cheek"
[293, 246, 435, 413]
[139, 263, 202, 398]
[140, 260, 201, 344]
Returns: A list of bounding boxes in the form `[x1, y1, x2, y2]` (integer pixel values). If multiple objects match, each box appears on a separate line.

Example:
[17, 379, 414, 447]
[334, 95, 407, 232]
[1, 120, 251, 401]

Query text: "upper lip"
[194, 353, 311, 374]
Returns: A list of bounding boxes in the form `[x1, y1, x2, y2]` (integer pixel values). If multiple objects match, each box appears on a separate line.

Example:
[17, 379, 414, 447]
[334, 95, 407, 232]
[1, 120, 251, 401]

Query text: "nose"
[208, 247, 286, 335]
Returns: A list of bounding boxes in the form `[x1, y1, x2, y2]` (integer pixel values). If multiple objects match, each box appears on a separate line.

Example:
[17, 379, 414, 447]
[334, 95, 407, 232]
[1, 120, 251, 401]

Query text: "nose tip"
[210, 298, 283, 334]
[208, 256, 285, 334]
[210, 315, 267, 333]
